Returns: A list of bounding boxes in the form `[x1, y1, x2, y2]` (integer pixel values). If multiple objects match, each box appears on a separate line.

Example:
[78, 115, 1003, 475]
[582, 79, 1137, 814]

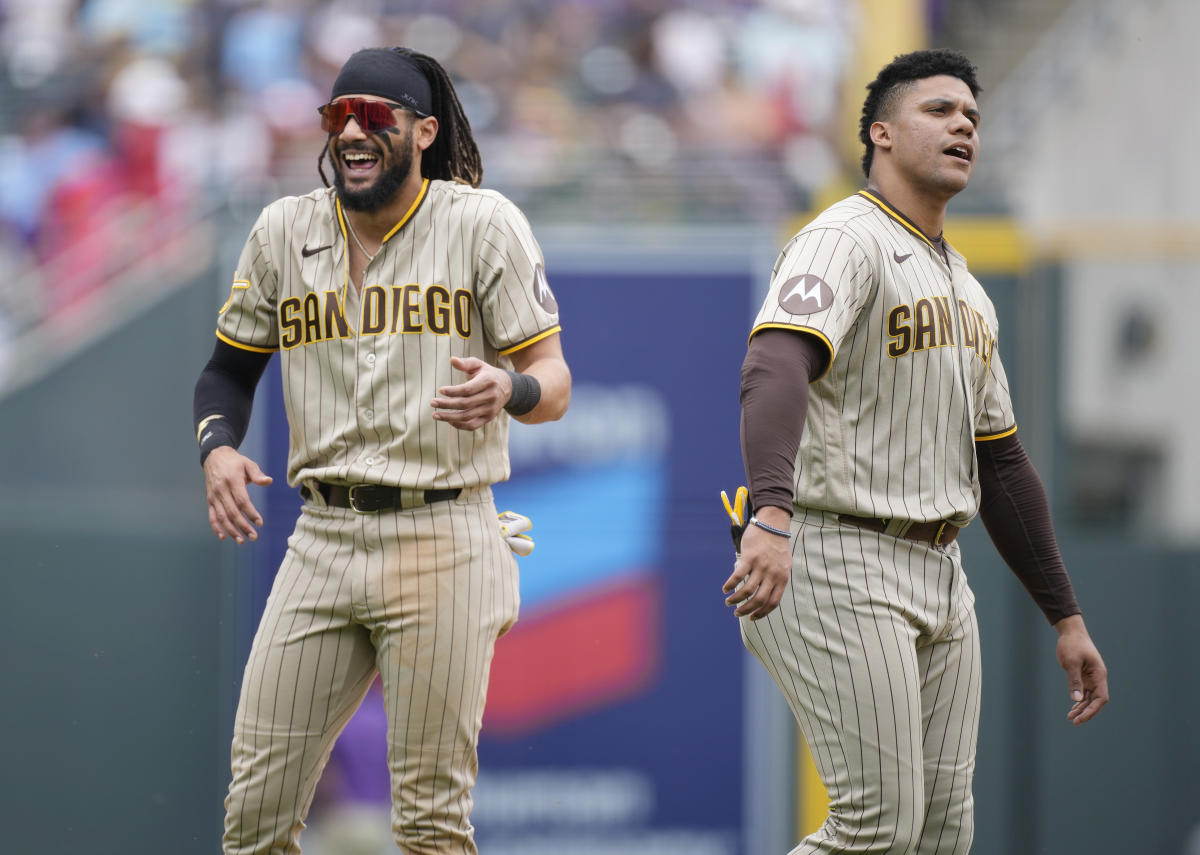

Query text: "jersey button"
[365, 353, 376, 364]
[364, 409, 374, 419]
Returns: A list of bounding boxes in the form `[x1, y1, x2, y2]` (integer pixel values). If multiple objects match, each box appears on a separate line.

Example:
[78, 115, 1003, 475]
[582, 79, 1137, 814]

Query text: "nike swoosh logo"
[893, 251, 913, 263]
[302, 244, 333, 257]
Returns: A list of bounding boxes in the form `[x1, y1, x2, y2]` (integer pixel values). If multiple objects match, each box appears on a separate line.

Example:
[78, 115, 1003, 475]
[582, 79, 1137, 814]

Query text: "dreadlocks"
[393, 48, 483, 187]
[317, 46, 483, 189]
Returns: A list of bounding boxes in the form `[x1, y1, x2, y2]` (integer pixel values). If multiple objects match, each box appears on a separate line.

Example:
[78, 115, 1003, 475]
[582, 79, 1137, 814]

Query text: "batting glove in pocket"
[720, 486, 749, 552]
[498, 510, 535, 556]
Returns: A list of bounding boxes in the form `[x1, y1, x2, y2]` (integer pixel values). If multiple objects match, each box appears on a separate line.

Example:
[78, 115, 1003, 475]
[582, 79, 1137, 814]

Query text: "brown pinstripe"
[751, 193, 1016, 525]
[224, 490, 518, 854]
[742, 192, 1012, 854]
[217, 181, 560, 491]
[215, 178, 558, 854]
[741, 508, 981, 855]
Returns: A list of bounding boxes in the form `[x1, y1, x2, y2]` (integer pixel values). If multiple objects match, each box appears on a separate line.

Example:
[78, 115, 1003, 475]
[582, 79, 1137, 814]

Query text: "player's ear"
[870, 121, 893, 152]
[414, 115, 438, 152]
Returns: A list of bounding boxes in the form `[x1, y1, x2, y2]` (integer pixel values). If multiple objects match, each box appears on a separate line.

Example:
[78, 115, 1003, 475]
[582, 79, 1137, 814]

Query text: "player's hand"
[430, 356, 512, 431]
[723, 508, 792, 620]
[1054, 614, 1109, 725]
[203, 445, 273, 545]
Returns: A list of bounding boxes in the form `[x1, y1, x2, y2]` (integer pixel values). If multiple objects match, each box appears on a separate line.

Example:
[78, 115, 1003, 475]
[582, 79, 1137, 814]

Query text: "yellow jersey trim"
[858, 191, 939, 253]
[334, 179, 429, 247]
[335, 200, 352, 308]
[499, 325, 562, 356]
[382, 179, 430, 242]
[215, 330, 278, 354]
[975, 425, 1018, 442]
[748, 323, 835, 382]
[335, 179, 429, 308]
[220, 281, 250, 315]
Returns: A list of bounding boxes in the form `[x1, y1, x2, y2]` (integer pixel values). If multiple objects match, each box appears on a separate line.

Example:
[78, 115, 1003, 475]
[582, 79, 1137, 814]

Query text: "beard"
[333, 127, 416, 213]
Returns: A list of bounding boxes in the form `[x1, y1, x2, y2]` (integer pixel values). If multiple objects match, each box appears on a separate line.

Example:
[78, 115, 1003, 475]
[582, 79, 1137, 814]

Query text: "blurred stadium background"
[0, 0, 1197, 853]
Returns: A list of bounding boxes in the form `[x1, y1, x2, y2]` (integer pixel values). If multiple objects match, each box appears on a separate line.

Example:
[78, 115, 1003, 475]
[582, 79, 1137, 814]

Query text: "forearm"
[507, 333, 570, 424]
[508, 356, 570, 424]
[193, 339, 271, 463]
[977, 433, 1081, 624]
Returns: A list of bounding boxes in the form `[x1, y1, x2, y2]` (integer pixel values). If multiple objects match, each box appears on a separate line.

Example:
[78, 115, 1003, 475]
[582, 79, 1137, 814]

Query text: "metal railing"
[0, 191, 220, 397]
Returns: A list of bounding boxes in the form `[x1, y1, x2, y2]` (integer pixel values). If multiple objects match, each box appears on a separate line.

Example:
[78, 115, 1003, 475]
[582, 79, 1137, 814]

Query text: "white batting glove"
[498, 510, 535, 556]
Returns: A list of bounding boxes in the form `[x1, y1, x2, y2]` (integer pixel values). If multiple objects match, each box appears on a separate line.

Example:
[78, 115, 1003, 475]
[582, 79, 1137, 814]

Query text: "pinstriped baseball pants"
[223, 487, 519, 855]
[742, 509, 981, 855]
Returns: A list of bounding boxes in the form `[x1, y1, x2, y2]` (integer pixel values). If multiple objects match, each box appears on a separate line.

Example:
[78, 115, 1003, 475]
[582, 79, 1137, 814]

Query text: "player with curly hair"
[725, 49, 1107, 854]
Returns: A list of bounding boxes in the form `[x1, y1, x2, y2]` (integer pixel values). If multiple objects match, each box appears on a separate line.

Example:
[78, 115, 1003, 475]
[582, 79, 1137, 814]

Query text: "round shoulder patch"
[778, 274, 834, 315]
[534, 263, 558, 314]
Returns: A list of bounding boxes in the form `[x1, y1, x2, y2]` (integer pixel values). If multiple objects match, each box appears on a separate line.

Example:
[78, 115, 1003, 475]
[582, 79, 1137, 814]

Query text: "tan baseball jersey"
[215, 178, 561, 490]
[750, 190, 1016, 525]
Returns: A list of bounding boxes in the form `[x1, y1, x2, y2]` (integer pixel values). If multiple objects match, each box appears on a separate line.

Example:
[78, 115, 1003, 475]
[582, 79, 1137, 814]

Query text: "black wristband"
[504, 370, 541, 416]
[197, 415, 238, 465]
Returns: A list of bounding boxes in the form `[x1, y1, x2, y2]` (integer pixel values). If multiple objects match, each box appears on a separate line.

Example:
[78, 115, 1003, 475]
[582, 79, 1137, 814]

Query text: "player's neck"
[344, 173, 427, 242]
[865, 176, 951, 240]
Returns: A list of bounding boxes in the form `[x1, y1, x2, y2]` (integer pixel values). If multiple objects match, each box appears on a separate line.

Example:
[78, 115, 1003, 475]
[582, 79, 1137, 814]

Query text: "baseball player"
[724, 50, 1107, 854]
[192, 47, 571, 855]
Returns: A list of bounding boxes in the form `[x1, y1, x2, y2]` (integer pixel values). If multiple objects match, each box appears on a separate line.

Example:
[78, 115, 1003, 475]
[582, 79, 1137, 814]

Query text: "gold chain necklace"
[344, 215, 379, 262]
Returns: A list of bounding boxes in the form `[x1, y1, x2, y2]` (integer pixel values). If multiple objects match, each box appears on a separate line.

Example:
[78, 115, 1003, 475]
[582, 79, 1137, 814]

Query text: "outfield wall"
[0, 220, 1194, 854]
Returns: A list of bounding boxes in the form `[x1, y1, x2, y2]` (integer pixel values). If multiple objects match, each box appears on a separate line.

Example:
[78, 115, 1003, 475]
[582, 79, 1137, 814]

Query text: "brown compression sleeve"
[739, 329, 826, 514]
[976, 432, 1081, 624]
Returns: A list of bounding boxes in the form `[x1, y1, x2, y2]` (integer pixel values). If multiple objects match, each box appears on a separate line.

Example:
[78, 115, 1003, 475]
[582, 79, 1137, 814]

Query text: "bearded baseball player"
[192, 47, 570, 855]
[724, 49, 1108, 854]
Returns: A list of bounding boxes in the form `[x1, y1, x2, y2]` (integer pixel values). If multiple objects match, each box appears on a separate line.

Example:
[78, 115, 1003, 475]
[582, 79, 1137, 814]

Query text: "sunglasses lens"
[360, 101, 398, 132]
[319, 101, 348, 133]
[319, 99, 400, 133]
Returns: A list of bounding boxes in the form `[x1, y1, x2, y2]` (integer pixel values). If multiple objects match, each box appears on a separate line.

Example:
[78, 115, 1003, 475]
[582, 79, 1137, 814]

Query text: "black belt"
[303, 481, 461, 513]
[838, 514, 960, 547]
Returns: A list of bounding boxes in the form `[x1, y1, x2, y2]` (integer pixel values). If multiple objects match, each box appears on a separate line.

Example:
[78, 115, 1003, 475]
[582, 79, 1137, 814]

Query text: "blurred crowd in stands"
[0, 0, 864, 344]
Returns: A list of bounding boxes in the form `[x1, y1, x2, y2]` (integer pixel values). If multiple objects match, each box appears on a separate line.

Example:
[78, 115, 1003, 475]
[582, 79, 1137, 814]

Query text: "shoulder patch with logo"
[778, 274, 834, 315]
[533, 263, 558, 314]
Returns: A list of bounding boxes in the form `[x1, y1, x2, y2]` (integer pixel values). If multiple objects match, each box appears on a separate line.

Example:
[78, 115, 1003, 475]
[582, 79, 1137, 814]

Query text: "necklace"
[345, 215, 379, 262]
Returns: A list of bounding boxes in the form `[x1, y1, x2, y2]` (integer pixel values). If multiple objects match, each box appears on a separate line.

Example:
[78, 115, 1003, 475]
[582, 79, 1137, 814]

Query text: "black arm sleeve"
[193, 339, 272, 464]
[739, 329, 826, 514]
[976, 432, 1081, 624]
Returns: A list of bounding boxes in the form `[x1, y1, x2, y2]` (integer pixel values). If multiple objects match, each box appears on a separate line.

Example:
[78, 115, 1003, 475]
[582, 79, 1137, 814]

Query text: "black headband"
[330, 48, 433, 116]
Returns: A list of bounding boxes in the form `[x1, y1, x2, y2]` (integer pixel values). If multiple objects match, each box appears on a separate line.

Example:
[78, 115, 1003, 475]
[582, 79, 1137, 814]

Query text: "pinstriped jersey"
[215, 179, 562, 490]
[751, 191, 1016, 525]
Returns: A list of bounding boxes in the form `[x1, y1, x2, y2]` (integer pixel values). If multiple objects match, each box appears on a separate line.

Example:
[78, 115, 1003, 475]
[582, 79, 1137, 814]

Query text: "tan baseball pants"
[741, 508, 981, 855]
[223, 487, 519, 855]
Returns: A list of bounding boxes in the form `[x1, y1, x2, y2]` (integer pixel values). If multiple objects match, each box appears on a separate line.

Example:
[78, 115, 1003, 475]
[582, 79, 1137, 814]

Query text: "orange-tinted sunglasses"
[319, 97, 423, 134]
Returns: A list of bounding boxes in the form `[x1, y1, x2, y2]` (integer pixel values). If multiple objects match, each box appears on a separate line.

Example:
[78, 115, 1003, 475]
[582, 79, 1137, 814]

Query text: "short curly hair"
[858, 49, 981, 178]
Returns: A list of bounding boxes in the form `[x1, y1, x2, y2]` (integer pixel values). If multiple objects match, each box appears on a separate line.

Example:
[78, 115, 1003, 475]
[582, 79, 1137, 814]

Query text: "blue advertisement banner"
[255, 264, 753, 854]
[477, 268, 751, 854]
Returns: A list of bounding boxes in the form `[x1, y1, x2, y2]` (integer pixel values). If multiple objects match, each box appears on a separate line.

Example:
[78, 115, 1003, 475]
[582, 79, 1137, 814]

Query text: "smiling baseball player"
[193, 47, 570, 855]
[725, 49, 1107, 854]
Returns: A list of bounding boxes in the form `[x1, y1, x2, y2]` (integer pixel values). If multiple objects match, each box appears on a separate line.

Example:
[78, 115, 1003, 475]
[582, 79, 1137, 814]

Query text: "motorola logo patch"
[778, 274, 834, 315]
[533, 263, 558, 314]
